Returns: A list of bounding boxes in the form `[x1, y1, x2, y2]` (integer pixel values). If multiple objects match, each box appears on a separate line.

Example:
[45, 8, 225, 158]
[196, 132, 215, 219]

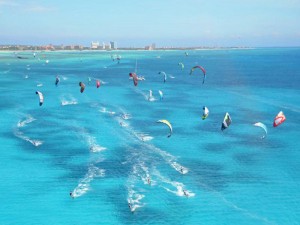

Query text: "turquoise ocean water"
[0, 48, 300, 225]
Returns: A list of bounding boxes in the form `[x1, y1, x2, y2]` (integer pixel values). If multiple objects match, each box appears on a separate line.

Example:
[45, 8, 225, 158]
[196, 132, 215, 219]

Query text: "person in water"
[128, 203, 134, 213]
[70, 191, 74, 199]
[180, 167, 184, 174]
[147, 177, 151, 185]
[183, 190, 189, 197]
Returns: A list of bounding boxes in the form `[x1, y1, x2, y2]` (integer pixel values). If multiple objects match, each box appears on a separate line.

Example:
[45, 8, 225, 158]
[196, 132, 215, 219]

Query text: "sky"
[1, 0, 300, 47]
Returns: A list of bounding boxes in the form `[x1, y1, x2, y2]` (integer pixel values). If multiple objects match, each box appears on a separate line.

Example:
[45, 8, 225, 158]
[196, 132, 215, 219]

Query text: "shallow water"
[0, 48, 300, 225]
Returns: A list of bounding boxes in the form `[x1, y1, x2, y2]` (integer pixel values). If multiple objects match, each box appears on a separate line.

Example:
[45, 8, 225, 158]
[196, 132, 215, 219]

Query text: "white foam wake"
[115, 110, 187, 174]
[71, 165, 105, 198]
[14, 130, 43, 147]
[127, 187, 145, 212]
[61, 100, 78, 106]
[120, 113, 131, 120]
[133, 89, 150, 101]
[148, 96, 157, 102]
[171, 162, 189, 174]
[86, 135, 107, 152]
[99, 107, 115, 115]
[154, 170, 195, 198]
[61, 95, 78, 106]
[144, 143, 188, 174]
[17, 115, 36, 128]
[61, 76, 68, 80]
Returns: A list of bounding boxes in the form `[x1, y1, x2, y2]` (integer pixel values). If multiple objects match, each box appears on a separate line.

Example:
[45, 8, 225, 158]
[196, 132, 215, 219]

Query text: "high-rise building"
[110, 41, 117, 49]
[151, 43, 156, 50]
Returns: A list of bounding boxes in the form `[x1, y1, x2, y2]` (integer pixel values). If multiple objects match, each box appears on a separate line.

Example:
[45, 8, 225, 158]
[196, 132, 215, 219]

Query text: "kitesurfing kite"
[202, 106, 209, 120]
[158, 90, 163, 100]
[253, 122, 267, 139]
[55, 76, 60, 86]
[273, 111, 286, 127]
[79, 82, 85, 93]
[36, 91, 44, 106]
[157, 119, 172, 138]
[158, 71, 167, 83]
[96, 80, 100, 88]
[178, 62, 184, 70]
[190, 66, 206, 84]
[221, 112, 232, 131]
[129, 73, 138, 86]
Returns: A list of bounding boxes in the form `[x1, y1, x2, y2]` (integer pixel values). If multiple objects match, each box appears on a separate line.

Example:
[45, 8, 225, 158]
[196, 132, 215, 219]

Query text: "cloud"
[0, 1, 55, 12]
[0, 0, 20, 7]
[25, 5, 55, 12]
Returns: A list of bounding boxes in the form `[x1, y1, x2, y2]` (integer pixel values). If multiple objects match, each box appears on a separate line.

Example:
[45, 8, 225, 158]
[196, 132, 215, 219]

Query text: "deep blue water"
[0, 48, 300, 225]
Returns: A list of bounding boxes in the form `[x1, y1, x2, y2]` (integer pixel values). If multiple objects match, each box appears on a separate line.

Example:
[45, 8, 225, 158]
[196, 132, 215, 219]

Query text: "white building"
[91, 41, 100, 49]
[105, 43, 111, 50]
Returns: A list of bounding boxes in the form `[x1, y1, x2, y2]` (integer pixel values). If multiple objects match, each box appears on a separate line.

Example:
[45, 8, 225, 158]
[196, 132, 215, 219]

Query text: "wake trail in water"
[15, 115, 43, 147]
[127, 187, 145, 213]
[133, 88, 151, 101]
[197, 179, 277, 225]
[75, 126, 107, 153]
[153, 169, 195, 198]
[71, 165, 105, 198]
[126, 163, 147, 212]
[99, 107, 116, 115]
[14, 129, 43, 147]
[61, 76, 68, 80]
[102, 105, 188, 174]
[17, 115, 36, 128]
[61, 94, 78, 106]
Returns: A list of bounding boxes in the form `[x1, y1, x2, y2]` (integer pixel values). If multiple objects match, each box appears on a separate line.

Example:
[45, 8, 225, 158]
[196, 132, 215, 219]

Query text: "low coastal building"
[91, 41, 100, 49]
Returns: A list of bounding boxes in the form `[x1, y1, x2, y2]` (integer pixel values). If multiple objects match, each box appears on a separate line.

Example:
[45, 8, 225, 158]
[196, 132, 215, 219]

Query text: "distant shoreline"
[1, 46, 299, 53]
[0, 47, 256, 52]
